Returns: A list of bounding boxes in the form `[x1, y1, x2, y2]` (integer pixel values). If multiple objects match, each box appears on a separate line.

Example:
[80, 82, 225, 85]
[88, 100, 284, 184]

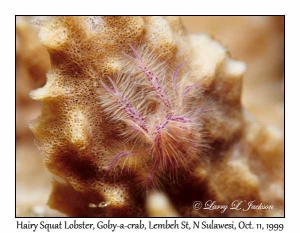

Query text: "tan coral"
[181, 16, 284, 129]
[16, 17, 55, 217]
[30, 16, 283, 217]
[16, 17, 50, 140]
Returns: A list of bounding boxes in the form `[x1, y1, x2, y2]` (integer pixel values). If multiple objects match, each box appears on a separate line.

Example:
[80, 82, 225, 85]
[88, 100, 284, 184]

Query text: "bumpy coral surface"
[30, 16, 283, 217]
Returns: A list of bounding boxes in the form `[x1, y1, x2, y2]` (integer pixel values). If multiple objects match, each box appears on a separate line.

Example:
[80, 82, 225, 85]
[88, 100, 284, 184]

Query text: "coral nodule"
[30, 16, 283, 217]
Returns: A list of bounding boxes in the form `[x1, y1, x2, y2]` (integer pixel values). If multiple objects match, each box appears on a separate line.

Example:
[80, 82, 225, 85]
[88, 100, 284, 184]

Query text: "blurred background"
[16, 16, 284, 217]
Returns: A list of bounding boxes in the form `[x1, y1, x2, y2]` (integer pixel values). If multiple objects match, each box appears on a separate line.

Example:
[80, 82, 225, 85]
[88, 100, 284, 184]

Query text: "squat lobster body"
[100, 45, 205, 190]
